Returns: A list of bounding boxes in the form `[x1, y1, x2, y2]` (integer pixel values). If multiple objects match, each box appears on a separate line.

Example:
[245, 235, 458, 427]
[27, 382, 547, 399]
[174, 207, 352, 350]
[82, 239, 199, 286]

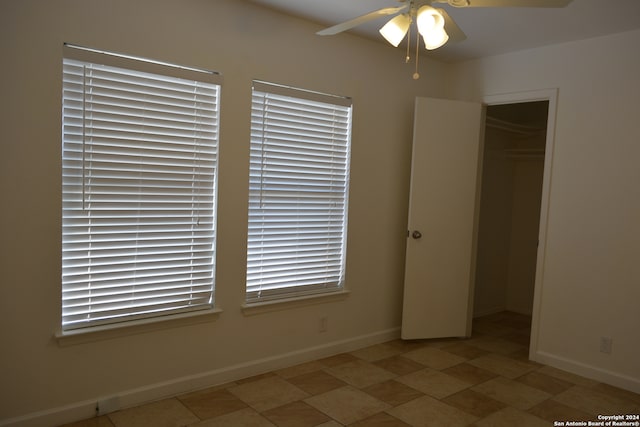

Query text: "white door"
[401, 97, 484, 340]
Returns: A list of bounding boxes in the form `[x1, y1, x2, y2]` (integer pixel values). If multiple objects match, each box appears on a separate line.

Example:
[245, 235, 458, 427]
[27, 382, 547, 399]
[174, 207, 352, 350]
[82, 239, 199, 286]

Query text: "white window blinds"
[246, 81, 352, 303]
[62, 45, 221, 330]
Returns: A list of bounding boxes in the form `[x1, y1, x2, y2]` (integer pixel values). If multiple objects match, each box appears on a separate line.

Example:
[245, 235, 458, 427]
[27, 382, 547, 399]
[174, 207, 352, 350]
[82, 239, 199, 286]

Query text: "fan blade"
[437, 8, 467, 42]
[433, 0, 572, 7]
[316, 5, 409, 36]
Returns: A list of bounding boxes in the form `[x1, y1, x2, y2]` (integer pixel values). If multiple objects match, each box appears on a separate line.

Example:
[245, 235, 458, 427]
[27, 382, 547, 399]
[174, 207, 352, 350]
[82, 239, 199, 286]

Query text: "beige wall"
[0, 0, 451, 423]
[473, 127, 514, 316]
[452, 29, 640, 392]
[473, 127, 545, 317]
[2, 0, 639, 423]
[506, 155, 544, 315]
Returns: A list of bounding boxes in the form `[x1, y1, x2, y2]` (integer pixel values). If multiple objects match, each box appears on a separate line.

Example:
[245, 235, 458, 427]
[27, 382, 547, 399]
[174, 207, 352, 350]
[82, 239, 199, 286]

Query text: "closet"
[473, 101, 549, 317]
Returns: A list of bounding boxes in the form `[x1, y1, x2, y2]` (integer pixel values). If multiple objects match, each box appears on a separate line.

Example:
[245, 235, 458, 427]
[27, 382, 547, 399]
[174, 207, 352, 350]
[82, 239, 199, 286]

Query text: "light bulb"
[416, 5, 444, 36]
[423, 27, 449, 50]
[416, 13, 436, 34]
[379, 14, 411, 47]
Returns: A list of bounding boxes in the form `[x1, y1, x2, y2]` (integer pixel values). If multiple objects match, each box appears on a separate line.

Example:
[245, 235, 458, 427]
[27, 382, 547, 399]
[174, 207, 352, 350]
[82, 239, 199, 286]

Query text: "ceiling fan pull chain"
[413, 25, 420, 79]
[405, 21, 412, 63]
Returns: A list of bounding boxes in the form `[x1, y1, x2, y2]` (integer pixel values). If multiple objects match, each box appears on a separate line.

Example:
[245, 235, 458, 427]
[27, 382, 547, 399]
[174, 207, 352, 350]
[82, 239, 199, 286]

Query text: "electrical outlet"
[599, 337, 613, 354]
[319, 316, 328, 333]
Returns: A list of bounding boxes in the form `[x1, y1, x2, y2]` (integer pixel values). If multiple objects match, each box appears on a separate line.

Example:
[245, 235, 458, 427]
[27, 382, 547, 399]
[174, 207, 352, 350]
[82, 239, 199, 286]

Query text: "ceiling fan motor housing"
[448, 0, 472, 6]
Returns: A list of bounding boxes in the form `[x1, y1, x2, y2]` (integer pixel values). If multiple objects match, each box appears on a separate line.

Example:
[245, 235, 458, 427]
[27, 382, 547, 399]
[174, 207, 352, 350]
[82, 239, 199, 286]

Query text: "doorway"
[473, 100, 549, 318]
[400, 91, 556, 353]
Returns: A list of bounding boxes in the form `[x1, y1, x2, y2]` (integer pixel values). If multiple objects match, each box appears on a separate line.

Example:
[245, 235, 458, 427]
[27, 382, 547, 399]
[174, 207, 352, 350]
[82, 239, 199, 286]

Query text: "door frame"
[483, 88, 558, 361]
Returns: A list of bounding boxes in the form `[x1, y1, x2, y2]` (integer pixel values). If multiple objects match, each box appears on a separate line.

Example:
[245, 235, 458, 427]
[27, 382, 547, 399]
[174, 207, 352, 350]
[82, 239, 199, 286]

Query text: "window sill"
[241, 290, 350, 316]
[54, 308, 223, 347]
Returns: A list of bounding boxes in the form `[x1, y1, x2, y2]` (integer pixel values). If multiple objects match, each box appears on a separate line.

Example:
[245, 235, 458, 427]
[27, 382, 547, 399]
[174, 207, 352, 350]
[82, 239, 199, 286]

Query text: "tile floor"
[61, 312, 640, 426]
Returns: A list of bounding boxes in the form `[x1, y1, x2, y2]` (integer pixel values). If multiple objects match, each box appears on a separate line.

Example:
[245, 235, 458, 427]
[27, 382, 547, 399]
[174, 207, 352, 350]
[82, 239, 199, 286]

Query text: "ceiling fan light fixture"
[416, 5, 444, 34]
[422, 27, 449, 50]
[379, 13, 411, 47]
[416, 5, 449, 50]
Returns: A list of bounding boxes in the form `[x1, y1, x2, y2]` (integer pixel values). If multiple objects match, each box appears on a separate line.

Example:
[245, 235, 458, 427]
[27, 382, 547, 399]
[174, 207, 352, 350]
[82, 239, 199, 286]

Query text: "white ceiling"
[247, 0, 640, 62]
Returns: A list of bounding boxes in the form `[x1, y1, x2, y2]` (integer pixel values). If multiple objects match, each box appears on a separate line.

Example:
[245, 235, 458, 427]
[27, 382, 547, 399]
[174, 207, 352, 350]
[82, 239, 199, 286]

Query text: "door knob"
[412, 230, 422, 239]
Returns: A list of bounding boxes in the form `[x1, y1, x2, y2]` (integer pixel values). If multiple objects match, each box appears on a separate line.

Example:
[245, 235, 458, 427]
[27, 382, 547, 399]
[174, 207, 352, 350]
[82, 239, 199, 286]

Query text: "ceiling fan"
[316, 0, 573, 78]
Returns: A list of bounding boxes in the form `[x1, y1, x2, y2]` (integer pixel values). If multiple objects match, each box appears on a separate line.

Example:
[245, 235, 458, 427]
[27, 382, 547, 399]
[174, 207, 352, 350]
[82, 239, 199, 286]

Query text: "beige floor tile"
[504, 348, 540, 364]
[316, 421, 343, 427]
[476, 407, 548, 427]
[66, 313, 640, 427]
[261, 400, 331, 427]
[527, 399, 594, 422]
[515, 325, 532, 334]
[515, 371, 574, 395]
[349, 412, 411, 426]
[466, 336, 525, 355]
[325, 359, 396, 389]
[229, 376, 309, 412]
[467, 353, 538, 379]
[442, 363, 497, 386]
[374, 355, 425, 376]
[501, 312, 533, 328]
[472, 377, 551, 410]
[418, 337, 467, 349]
[501, 331, 531, 347]
[387, 395, 478, 427]
[441, 342, 490, 360]
[287, 370, 348, 396]
[362, 380, 425, 406]
[396, 368, 472, 399]
[402, 347, 467, 370]
[178, 388, 248, 420]
[350, 343, 403, 362]
[318, 353, 359, 367]
[482, 311, 531, 328]
[385, 339, 430, 352]
[236, 372, 278, 385]
[441, 389, 507, 418]
[107, 398, 199, 427]
[180, 381, 237, 394]
[189, 408, 275, 426]
[535, 366, 599, 387]
[589, 382, 640, 406]
[305, 386, 390, 425]
[275, 361, 325, 379]
[61, 416, 115, 427]
[472, 320, 518, 337]
[553, 385, 638, 416]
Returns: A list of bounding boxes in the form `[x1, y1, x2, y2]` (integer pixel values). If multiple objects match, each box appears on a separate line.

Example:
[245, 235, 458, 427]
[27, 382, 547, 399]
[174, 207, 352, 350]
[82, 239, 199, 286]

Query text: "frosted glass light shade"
[416, 5, 449, 50]
[423, 28, 449, 50]
[379, 14, 411, 47]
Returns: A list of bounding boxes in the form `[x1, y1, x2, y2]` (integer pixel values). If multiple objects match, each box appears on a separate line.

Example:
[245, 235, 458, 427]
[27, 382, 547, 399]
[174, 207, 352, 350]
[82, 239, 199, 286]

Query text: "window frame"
[245, 80, 353, 305]
[61, 44, 223, 332]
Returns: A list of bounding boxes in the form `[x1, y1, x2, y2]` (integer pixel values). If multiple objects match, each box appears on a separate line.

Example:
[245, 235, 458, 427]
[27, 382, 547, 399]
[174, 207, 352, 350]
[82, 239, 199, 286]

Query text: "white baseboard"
[0, 327, 400, 427]
[532, 350, 640, 394]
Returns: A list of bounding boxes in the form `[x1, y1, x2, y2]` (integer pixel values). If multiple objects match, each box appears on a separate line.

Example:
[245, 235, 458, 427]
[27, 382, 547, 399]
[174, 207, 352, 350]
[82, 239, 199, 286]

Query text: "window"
[61, 45, 221, 330]
[246, 81, 352, 303]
